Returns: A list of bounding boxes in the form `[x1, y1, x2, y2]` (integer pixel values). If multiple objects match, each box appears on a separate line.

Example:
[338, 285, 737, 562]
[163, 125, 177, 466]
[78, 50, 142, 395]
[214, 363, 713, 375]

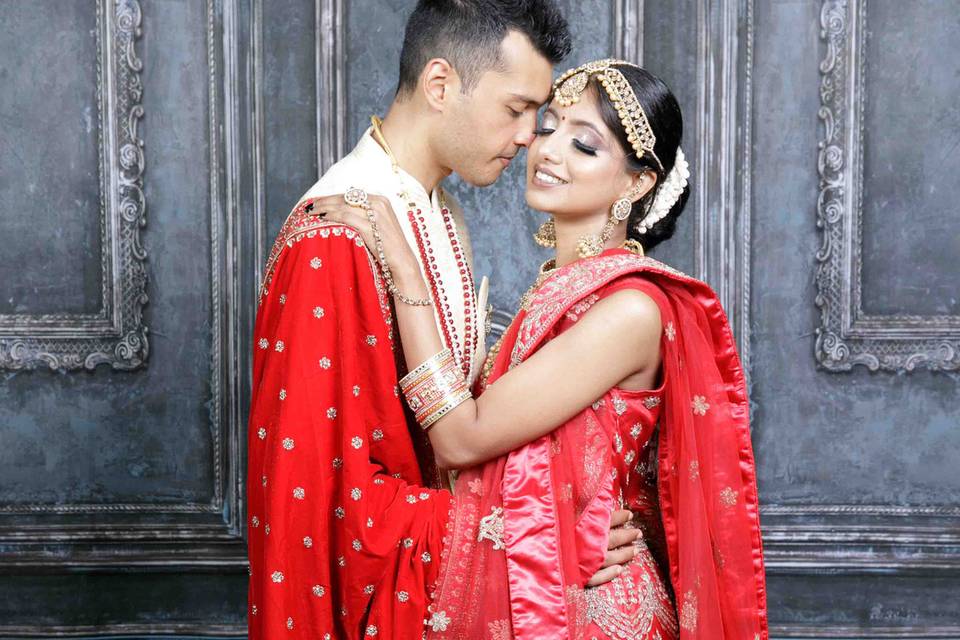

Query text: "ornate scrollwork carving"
[813, 0, 960, 372]
[0, 0, 148, 371]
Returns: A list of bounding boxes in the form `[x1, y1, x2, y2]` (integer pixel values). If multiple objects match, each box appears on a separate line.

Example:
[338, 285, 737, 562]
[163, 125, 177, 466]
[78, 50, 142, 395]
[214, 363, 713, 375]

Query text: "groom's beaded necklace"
[370, 116, 477, 379]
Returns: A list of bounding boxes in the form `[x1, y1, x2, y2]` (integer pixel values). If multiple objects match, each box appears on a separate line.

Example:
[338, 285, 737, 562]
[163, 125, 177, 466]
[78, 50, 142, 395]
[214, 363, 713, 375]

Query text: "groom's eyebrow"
[508, 92, 547, 107]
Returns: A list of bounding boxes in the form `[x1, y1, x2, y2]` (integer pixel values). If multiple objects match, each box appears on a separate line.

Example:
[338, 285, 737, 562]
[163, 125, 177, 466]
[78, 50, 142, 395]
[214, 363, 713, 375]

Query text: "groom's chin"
[459, 167, 503, 188]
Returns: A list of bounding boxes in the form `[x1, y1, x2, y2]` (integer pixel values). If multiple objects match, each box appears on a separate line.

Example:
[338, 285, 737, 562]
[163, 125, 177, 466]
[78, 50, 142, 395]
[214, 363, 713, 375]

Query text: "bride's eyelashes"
[572, 139, 598, 156]
[533, 127, 599, 157]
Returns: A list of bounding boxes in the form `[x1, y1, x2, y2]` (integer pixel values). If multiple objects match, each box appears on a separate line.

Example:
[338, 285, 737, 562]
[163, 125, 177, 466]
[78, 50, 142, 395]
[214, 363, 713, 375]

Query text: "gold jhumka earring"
[576, 192, 639, 258]
[533, 217, 557, 248]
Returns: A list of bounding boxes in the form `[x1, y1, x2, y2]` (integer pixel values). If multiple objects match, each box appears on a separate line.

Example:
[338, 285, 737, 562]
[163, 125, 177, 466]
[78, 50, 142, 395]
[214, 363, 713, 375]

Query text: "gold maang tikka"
[552, 59, 662, 258]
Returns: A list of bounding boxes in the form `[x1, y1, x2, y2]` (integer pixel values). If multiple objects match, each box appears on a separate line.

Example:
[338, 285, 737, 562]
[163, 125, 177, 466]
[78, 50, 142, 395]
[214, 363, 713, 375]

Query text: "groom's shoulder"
[299, 146, 369, 203]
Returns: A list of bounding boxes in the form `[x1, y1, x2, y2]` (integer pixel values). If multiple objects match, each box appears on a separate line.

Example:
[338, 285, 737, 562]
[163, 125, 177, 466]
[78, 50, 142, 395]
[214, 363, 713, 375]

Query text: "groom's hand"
[586, 509, 642, 587]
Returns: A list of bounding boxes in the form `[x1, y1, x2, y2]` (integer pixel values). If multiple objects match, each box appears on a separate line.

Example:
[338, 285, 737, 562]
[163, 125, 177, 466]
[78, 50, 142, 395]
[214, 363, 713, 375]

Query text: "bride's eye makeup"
[572, 139, 598, 156]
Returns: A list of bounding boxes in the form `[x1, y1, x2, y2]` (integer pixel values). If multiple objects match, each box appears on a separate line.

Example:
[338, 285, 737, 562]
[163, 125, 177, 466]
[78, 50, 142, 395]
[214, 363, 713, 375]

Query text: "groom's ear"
[421, 58, 460, 112]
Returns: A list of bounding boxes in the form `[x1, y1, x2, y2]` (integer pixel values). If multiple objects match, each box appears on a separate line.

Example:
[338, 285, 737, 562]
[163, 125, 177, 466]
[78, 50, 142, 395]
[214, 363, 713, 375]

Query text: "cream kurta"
[300, 128, 489, 384]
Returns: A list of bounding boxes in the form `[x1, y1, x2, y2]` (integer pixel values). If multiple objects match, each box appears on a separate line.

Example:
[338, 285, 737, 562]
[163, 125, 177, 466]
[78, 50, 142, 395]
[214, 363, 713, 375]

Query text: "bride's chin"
[525, 189, 553, 212]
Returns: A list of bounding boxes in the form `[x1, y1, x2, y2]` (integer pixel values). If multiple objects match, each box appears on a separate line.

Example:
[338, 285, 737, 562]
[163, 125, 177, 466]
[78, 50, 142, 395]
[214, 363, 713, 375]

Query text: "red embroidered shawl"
[427, 249, 768, 639]
[247, 201, 450, 639]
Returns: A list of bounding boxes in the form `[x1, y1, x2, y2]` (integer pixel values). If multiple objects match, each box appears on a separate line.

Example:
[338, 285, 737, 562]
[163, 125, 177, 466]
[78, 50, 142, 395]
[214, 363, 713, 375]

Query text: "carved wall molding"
[0, 0, 149, 372]
[814, 0, 960, 372]
[0, 0, 245, 571]
[692, 0, 753, 374]
[614, 0, 644, 63]
[761, 504, 960, 573]
[769, 625, 960, 639]
[316, 0, 346, 176]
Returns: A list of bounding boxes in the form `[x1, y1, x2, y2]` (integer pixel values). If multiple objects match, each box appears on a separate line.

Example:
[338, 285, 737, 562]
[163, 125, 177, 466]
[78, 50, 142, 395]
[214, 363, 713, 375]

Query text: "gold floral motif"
[613, 396, 628, 416]
[679, 590, 698, 632]
[689, 460, 700, 480]
[664, 321, 676, 341]
[719, 486, 738, 508]
[477, 506, 505, 551]
[691, 395, 710, 416]
[428, 610, 451, 632]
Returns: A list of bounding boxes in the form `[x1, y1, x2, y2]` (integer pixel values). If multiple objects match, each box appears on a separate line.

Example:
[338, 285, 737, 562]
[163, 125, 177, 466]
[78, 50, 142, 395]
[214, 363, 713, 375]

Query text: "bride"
[318, 59, 768, 639]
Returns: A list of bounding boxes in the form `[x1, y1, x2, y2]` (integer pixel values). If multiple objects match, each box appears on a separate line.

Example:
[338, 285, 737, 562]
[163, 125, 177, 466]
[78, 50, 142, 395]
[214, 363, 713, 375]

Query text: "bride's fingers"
[599, 543, 637, 573]
[606, 525, 642, 552]
[609, 508, 632, 531]
[586, 564, 624, 587]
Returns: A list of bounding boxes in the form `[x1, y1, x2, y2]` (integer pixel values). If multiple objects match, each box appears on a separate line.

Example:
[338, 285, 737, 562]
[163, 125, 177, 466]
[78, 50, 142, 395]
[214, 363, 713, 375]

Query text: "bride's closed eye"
[534, 126, 599, 156]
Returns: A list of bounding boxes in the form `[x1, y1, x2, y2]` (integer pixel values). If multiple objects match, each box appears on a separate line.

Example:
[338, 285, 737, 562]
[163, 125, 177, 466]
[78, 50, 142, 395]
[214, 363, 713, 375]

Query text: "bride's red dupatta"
[425, 249, 767, 639]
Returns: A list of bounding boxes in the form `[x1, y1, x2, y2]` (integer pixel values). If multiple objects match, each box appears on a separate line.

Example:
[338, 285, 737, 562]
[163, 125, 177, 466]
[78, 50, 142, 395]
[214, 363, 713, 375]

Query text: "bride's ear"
[625, 169, 658, 203]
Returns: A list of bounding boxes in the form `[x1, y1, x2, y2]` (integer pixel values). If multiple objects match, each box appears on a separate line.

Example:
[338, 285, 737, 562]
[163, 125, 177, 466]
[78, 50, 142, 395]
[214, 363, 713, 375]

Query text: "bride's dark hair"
[594, 65, 688, 252]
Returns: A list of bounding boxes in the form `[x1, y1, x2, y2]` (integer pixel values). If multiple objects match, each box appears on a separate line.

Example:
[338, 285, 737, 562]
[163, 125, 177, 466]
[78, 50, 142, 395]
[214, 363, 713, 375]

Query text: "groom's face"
[440, 31, 554, 187]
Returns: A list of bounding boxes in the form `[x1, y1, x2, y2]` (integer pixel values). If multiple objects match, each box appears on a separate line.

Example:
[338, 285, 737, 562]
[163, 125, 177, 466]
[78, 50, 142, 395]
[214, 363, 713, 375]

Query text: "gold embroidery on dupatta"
[691, 395, 710, 416]
[679, 590, 698, 632]
[477, 506, 505, 551]
[509, 255, 693, 368]
[719, 486, 738, 508]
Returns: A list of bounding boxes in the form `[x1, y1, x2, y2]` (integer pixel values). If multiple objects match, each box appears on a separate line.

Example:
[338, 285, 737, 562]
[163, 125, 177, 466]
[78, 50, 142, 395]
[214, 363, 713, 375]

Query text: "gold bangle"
[400, 349, 472, 429]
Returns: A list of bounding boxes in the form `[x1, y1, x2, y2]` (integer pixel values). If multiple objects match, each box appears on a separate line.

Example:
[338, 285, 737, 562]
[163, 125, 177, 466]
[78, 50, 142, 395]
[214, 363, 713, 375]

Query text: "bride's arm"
[315, 193, 662, 469]
[395, 268, 661, 468]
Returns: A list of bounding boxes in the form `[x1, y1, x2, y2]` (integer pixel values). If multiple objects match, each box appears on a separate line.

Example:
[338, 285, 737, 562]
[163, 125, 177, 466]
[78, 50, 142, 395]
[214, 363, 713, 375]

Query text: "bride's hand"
[309, 192, 420, 279]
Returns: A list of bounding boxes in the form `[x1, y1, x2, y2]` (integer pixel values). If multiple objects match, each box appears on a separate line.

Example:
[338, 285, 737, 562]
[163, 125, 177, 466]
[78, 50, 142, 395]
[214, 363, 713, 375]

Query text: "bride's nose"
[537, 136, 562, 165]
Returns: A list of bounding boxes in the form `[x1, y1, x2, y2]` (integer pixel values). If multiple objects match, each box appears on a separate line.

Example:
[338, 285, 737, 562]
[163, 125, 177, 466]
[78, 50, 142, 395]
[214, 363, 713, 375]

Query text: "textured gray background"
[0, 0, 957, 636]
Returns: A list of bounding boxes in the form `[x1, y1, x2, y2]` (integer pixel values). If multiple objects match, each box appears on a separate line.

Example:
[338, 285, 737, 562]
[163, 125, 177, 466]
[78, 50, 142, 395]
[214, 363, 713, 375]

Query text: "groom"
[248, 2, 639, 638]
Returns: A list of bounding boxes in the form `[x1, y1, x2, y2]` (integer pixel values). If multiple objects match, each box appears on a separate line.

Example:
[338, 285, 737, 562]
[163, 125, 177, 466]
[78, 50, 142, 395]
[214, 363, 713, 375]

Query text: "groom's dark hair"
[397, 0, 571, 96]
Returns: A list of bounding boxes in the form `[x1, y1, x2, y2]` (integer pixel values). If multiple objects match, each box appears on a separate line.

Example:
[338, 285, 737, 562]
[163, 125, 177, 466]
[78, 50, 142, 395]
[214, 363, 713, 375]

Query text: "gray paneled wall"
[0, 0, 955, 636]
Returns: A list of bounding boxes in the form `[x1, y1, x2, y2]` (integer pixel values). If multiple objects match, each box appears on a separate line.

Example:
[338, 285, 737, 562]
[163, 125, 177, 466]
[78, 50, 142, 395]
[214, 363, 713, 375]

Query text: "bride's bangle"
[400, 348, 472, 429]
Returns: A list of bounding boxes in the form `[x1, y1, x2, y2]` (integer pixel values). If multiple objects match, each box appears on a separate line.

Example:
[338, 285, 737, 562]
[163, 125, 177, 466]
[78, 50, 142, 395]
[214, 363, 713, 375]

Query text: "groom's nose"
[513, 128, 536, 148]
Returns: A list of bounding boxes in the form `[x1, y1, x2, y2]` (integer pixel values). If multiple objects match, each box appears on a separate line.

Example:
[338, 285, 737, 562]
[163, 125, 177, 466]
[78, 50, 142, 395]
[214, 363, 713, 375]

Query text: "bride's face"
[525, 84, 636, 219]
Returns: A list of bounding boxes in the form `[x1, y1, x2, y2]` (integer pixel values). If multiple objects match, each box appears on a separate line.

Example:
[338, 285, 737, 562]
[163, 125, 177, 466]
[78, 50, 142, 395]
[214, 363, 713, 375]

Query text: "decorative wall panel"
[0, 0, 250, 633]
[0, 0, 148, 371]
[814, 0, 960, 373]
